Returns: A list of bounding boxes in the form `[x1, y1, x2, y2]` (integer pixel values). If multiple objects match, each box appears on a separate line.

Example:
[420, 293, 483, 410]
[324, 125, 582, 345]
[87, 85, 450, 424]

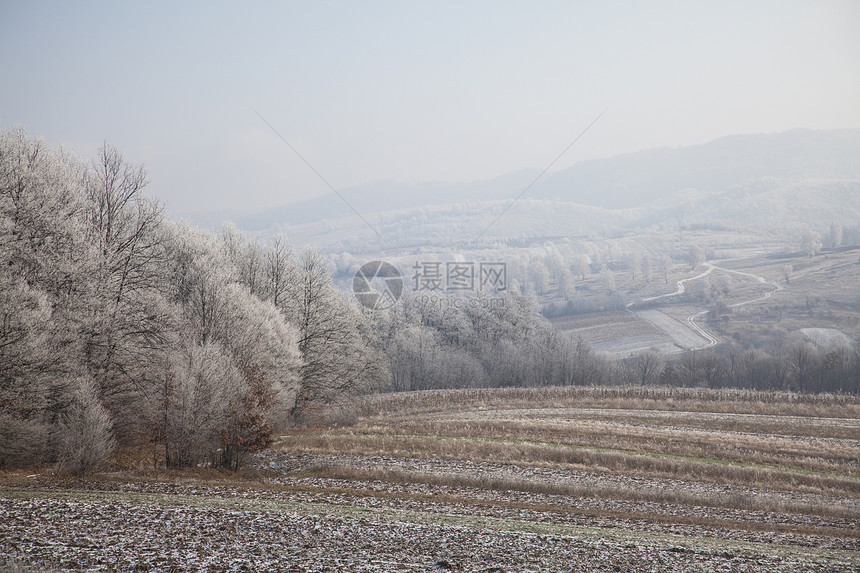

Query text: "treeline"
[0, 129, 383, 472]
[374, 292, 860, 394]
[649, 342, 860, 394]
[374, 291, 614, 391]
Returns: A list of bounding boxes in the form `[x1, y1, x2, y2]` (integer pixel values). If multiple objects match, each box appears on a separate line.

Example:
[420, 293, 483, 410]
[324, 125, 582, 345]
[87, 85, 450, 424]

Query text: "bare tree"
[699, 351, 728, 388]
[788, 340, 818, 392]
[769, 347, 792, 390]
[679, 350, 700, 386]
[635, 351, 664, 385]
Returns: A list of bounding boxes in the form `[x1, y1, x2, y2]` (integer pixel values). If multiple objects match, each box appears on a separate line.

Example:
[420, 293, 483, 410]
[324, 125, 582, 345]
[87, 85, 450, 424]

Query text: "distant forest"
[2, 129, 859, 473]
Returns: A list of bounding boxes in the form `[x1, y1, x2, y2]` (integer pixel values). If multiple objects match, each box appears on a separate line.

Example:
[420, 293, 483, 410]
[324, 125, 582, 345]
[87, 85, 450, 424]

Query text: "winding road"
[628, 262, 784, 351]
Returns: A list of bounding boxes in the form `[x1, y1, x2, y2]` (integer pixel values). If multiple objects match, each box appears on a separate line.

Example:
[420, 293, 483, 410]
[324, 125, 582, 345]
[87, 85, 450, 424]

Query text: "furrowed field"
[2, 386, 859, 572]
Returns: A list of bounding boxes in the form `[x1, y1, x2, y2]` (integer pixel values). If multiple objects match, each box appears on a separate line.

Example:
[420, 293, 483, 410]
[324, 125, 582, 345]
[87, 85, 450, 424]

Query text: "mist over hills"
[226, 169, 542, 231]
[179, 128, 860, 249]
[532, 128, 860, 209]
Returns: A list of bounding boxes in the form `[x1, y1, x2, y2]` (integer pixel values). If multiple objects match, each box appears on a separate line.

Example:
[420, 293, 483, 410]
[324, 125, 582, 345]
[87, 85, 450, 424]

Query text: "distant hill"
[231, 168, 541, 231]
[177, 128, 860, 249]
[532, 128, 860, 209]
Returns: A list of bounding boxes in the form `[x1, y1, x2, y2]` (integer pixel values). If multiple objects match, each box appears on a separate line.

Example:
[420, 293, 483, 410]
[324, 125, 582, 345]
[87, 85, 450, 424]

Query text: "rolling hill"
[178, 128, 860, 251]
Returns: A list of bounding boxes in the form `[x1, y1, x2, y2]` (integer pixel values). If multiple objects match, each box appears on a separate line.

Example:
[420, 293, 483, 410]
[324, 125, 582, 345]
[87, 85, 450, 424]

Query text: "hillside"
[178, 128, 860, 251]
[533, 128, 860, 208]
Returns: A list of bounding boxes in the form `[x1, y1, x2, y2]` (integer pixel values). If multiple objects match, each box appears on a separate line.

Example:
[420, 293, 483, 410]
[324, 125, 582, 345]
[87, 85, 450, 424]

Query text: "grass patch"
[279, 431, 860, 498]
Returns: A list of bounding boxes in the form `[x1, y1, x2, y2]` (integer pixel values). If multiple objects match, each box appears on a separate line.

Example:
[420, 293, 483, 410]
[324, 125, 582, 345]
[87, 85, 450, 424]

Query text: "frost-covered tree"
[0, 127, 89, 296]
[572, 254, 590, 280]
[557, 269, 575, 300]
[829, 221, 843, 249]
[643, 255, 653, 285]
[660, 254, 673, 284]
[0, 129, 378, 470]
[544, 251, 567, 283]
[800, 230, 822, 258]
[0, 128, 87, 467]
[81, 144, 173, 424]
[263, 235, 297, 308]
[164, 223, 235, 345]
[220, 223, 266, 299]
[602, 267, 616, 295]
[55, 378, 115, 475]
[155, 340, 240, 468]
[527, 256, 550, 296]
[0, 277, 56, 468]
[687, 245, 706, 270]
[221, 231, 386, 423]
[218, 282, 302, 430]
[628, 251, 642, 283]
[151, 224, 302, 467]
[281, 249, 385, 420]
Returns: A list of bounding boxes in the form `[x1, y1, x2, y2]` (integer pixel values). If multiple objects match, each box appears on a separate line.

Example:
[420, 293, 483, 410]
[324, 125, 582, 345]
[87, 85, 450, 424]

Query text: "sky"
[2, 0, 859, 216]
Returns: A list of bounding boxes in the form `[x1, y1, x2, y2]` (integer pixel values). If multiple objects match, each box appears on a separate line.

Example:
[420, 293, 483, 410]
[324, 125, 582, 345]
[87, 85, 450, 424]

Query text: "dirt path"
[633, 265, 716, 305]
[709, 262, 785, 308]
[630, 262, 783, 351]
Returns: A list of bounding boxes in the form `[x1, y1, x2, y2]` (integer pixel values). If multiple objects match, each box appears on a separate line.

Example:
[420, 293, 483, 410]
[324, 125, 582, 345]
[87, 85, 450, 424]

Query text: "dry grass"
[269, 385, 860, 537]
[292, 462, 860, 525]
[381, 417, 860, 467]
[283, 431, 860, 497]
[296, 387, 860, 493]
[353, 386, 860, 419]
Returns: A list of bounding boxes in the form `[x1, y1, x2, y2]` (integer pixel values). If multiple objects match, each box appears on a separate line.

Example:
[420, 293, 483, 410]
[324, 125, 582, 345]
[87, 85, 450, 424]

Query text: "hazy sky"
[2, 0, 859, 215]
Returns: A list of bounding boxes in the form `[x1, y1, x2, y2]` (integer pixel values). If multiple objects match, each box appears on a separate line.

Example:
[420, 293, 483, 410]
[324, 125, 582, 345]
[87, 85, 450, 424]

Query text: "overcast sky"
[2, 0, 859, 215]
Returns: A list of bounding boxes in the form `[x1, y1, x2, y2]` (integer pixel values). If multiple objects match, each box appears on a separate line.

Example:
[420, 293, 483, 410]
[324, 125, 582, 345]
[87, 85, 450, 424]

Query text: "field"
[706, 247, 860, 348]
[3, 387, 859, 572]
[548, 312, 677, 356]
[550, 245, 860, 354]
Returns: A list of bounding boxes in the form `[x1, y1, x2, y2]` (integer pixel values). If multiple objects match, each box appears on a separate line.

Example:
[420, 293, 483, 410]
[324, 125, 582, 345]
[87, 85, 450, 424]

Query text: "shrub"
[55, 378, 115, 475]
